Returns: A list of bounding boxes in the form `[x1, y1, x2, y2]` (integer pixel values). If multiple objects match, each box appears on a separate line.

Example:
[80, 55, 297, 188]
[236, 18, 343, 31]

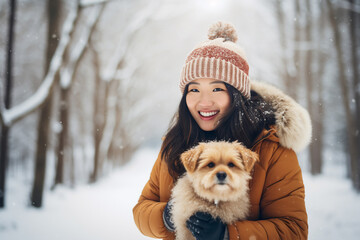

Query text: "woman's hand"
[186, 212, 226, 240]
[163, 201, 175, 232]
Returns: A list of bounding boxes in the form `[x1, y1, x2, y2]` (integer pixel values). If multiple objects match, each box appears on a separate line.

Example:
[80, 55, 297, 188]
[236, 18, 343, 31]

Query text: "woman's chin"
[199, 125, 216, 131]
[196, 120, 217, 131]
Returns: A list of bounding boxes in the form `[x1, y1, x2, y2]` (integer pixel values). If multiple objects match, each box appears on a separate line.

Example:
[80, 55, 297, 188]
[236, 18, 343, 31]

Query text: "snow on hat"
[180, 21, 251, 99]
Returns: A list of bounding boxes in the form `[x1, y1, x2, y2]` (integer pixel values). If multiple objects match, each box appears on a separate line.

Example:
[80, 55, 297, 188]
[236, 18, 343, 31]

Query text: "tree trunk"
[53, 88, 69, 187]
[275, 0, 298, 99]
[31, 101, 52, 207]
[0, 126, 9, 208]
[90, 46, 107, 183]
[310, 0, 327, 176]
[292, 0, 301, 101]
[0, 0, 16, 208]
[349, 0, 360, 191]
[31, 0, 62, 207]
[53, 4, 104, 187]
[303, 0, 320, 175]
[326, 0, 359, 189]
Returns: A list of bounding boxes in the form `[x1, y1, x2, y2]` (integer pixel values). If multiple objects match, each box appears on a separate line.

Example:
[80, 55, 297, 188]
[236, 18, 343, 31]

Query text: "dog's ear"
[180, 144, 204, 173]
[233, 141, 259, 172]
[242, 149, 259, 172]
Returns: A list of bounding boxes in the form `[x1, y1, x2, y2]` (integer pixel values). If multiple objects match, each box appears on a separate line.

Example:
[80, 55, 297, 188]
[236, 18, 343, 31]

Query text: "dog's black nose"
[216, 171, 227, 181]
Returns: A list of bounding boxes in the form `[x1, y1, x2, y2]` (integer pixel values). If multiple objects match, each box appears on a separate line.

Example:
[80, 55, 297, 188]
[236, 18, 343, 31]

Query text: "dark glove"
[186, 212, 226, 240]
[163, 201, 175, 232]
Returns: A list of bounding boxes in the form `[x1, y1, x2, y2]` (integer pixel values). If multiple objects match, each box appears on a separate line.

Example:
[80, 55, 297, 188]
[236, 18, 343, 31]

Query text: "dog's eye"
[228, 162, 235, 168]
[207, 162, 215, 168]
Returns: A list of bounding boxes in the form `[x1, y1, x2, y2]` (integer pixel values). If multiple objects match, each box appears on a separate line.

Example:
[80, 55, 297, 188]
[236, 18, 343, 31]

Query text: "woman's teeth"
[199, 111, 218, 117]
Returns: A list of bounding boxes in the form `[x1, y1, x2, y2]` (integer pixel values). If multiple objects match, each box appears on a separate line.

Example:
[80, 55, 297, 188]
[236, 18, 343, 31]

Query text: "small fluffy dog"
[170, 141, 258, 240]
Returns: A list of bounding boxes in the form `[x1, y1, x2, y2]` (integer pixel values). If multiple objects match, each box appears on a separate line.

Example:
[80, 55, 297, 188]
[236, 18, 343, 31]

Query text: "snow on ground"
[303, 172, 360, 240]
[0, 147, 360, 240]
[0, 148, 156, 240]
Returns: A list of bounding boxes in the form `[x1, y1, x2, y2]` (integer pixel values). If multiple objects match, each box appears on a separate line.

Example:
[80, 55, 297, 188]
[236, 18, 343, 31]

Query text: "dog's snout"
[216, 171, 227, 181]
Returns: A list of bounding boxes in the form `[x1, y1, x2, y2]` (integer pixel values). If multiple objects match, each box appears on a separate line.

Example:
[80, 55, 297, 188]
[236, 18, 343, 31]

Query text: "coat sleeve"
[132, 152, 173, 239]
[227, 145, 308, 240]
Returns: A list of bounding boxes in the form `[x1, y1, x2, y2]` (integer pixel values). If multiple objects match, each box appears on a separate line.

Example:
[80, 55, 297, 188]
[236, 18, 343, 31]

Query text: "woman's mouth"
[199, 111, 219, 120]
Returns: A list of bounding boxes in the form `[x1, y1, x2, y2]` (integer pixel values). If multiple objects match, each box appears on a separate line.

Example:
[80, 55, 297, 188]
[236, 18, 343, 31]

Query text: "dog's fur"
[170, 141, 258, 240]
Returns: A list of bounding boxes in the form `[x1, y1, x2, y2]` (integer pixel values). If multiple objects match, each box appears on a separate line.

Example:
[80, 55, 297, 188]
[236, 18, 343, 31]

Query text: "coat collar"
[251, 126, 278, 151]
[251, 81, 312, 152]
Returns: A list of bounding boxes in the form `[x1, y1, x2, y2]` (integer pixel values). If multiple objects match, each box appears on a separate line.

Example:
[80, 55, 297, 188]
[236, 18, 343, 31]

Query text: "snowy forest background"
[0, 0, 359, 239]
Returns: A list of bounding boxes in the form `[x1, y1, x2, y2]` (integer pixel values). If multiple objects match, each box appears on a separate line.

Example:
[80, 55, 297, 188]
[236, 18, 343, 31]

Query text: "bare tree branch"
[0, 5, 79, 126]
[97, 0, 159, 171]
[336, 0, 360, 13]
[115, 59, 138, 80]
[101, 0, 159, 82]
[80, 0, 117, 8]
[60, 4, 105, 89]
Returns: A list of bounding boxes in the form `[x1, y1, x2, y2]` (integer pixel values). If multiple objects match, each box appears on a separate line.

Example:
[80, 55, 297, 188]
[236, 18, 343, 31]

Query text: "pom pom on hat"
[208, 21, 238, 43]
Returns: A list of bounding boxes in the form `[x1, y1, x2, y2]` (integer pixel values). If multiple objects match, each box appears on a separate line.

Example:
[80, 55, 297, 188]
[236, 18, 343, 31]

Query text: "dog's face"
[180, 141, 258, 202]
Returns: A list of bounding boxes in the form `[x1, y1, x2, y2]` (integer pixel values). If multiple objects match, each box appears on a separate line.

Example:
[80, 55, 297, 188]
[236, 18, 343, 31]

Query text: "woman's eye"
[213, 88, 224, 92]
[228, 162, 235, 168]
[188, 89, 199, 93]
[207, 162, 215, 168]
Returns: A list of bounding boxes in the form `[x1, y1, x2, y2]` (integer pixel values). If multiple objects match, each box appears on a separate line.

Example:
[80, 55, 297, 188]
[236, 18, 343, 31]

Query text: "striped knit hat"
[180, 21, 251, 99]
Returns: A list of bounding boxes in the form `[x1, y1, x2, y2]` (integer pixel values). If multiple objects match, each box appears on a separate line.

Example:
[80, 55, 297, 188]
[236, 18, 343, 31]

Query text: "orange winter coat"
[133, 81, 311, 239]
[133, 127, 308, 240]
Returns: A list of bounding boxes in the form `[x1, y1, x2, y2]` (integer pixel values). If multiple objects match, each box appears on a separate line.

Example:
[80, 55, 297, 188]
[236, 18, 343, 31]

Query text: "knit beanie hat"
[180, 21, 251, 99]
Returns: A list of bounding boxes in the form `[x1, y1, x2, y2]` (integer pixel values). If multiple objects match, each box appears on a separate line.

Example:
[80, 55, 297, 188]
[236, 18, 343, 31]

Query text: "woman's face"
[186, 78, 231, 131]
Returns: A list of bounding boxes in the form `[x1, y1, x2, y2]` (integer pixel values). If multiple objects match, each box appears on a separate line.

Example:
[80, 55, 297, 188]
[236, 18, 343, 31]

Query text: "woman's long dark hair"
[161, 83, 276, 179]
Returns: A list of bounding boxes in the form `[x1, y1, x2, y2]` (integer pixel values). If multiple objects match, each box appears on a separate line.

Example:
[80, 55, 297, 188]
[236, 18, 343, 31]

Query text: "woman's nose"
[198, 93, 214, 107]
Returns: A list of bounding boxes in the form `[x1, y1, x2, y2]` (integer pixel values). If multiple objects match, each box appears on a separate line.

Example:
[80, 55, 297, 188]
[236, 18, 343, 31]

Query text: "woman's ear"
[233, 141, 258, 172]
[180, 144, 204, 173]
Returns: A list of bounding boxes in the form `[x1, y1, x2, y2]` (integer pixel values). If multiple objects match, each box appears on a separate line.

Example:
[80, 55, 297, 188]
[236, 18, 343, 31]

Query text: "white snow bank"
[0, 148, 359, 240]
[0, 148, 157, 240]
[304, 172, 360, 240]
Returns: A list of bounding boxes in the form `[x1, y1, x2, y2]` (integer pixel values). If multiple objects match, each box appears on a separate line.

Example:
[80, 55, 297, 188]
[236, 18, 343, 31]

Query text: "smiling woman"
[133, 21, 311, 240]
[186, 79, 231, 131]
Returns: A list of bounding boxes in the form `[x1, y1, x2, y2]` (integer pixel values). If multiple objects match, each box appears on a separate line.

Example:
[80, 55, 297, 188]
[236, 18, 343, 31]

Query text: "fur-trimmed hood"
[251, 81, 312, 152]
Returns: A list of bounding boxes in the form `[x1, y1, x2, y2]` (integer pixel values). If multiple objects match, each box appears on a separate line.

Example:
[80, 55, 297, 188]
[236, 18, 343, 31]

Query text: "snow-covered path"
[0, 148, 359, 240]
[0, 149, 156, 240]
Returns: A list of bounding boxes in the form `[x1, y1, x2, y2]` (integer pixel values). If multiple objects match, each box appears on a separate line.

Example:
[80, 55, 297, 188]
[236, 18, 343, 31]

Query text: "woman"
[133, 22, 311, 240]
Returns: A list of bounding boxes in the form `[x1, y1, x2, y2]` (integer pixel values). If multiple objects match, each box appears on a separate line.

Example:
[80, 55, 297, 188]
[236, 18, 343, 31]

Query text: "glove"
[163, 201, 175, 232]
[186, 212, 226, 240]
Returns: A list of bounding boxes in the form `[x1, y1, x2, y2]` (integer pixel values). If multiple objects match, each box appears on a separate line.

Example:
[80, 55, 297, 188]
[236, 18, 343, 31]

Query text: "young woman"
[133, 22, 311, 240]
